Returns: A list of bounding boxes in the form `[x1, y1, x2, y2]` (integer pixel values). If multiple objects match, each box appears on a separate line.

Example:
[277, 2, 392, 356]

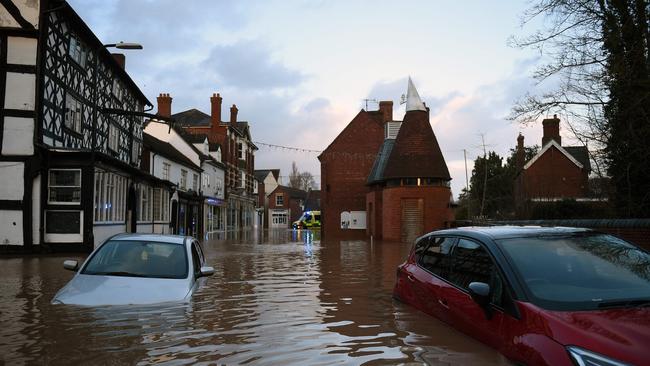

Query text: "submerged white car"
[51, 234, 214, 306]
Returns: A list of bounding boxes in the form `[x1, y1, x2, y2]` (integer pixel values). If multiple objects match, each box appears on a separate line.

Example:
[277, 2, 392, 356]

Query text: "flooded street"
[1, 230, 508, 365]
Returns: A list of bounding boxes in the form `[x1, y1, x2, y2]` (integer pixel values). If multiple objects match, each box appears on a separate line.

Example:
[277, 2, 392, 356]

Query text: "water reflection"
[0, 230, 506, 365]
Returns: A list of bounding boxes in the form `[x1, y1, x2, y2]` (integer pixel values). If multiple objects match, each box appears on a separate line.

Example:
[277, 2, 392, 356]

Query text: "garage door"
[401, 198, 423, 243]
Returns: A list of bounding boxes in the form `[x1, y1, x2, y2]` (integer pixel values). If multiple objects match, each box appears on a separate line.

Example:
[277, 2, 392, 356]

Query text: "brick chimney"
[210, 93, 222, 126]
[157, 93, 172, 118]
[542, 114, 561, 146]
[111, 53, 125, 69]
[378, 101, 393, 122]
[230, 104, 238, 124]
[516, 133, 525, 171]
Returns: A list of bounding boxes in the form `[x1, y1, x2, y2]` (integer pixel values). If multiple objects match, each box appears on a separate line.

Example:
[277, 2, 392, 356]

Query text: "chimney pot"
[156, 93, 172, 118]
[230, 104, 238, 124]
[210, 92, 223, 126]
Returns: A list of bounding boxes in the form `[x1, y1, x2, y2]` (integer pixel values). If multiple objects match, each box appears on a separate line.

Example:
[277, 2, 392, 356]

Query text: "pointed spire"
[406, 77, 426, 112]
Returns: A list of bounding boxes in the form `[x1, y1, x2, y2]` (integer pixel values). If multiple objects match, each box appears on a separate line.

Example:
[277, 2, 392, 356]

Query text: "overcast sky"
[69, 0, 568, 198]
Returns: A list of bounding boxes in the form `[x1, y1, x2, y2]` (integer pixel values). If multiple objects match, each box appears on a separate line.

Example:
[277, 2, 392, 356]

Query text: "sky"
[68, 0, 570, 198]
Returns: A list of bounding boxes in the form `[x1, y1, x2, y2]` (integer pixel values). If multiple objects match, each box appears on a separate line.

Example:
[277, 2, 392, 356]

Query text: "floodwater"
[0, 230, 510, 365]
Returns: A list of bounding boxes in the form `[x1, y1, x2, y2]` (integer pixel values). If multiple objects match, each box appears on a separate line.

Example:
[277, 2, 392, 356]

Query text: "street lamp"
[103, 42, 143, 50]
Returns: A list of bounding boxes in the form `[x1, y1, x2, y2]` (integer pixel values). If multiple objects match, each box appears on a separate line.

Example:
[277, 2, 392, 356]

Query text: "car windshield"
[82, 240, 188, 279]
[498, 233, 650, 311]
[301, 213, 312, 221]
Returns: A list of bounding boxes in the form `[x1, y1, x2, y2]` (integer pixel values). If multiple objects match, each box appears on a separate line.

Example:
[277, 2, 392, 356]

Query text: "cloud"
[201, 40, 306, 90]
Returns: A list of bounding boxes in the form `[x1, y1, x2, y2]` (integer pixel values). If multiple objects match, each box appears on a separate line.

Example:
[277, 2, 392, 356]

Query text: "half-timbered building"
[0, 0, 167, 252]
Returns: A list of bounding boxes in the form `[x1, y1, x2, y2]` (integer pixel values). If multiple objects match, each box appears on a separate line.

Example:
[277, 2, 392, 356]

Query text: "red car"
[393, 226, 650, 366]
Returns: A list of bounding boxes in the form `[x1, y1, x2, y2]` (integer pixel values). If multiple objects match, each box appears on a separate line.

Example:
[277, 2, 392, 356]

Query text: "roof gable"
[319, 110, 384, 158]
[523, 140, 584, 170]
[173, 109, 211, 126]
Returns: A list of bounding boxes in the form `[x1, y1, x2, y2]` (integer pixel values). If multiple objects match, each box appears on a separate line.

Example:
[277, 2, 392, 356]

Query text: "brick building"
[366, 79, 454, 242]
[514, 115, 591, 213]
[318, 99, 387, 239]
[267, 185, 307, 228]
[320, 78, 454, 241]
[156, 93, 259, 230]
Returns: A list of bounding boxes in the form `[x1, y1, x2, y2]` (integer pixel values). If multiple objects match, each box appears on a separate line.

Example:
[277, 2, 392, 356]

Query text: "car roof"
[429, 225, 593, 241]
[108, 233, 191, 245]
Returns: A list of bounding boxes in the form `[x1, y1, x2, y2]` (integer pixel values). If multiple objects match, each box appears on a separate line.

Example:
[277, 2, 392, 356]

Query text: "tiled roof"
[143, 133, 200, 169]
[173, 109, 211, 126]
[255, 169, 280, 181]
[382, 110, 451, 180]
[367, 139, 395, 184]
[564, 146, 591, 171]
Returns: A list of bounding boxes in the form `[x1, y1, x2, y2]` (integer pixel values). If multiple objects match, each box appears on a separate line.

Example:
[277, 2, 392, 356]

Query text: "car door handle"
[407, 274, 415, 283]
[438, 299, 449, 309]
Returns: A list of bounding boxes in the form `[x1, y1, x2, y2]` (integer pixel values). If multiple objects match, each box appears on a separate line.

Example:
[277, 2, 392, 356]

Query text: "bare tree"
[288, 161, 316, 191]
[510, 0, 650, 217]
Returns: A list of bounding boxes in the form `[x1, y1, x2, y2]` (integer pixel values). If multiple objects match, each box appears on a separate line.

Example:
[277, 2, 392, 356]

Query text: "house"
[267, 185, 307, 228]
[254, 169, 280, 228]
[366, 79, 454, 242]
[319, 78, 454, 242]
[143, 120, 204, 237]
[318, 98, 387, 239]
[182, 133, 227, 234]
[157, 93, 259, 231]
[514, 115, 592, 213]
[0, 0, 167, 251]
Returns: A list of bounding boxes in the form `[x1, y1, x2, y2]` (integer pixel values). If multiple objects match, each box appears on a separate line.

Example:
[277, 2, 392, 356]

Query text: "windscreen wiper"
[97, 271, 148, 277]
[597, 299, 650, 309]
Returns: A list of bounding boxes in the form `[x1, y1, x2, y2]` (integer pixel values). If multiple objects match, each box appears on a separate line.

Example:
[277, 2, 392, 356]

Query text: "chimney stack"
[542, 114, 561, 146]
[157, 93, 172, 118]
[210, 93, 222, 126]
[516, 133, 525, 171]
[378, 101, 393, 122]
[230, 104, 238, 124]
[111, 53, 125, 69]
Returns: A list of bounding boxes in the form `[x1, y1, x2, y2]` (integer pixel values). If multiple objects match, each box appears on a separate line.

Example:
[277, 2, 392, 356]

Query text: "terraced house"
[0, 0, 168, 251]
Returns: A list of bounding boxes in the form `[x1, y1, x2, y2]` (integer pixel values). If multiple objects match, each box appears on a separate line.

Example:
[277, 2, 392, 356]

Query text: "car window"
[82, 240, 188, 279]
[418, 236, 455, 279]
[448, 239, 503, 306]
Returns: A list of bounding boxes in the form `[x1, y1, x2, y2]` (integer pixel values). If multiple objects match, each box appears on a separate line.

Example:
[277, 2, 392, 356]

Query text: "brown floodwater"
[0, 230, 511, 365]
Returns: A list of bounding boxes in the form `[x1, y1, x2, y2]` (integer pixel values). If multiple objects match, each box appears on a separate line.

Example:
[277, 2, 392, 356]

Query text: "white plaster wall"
[4, 0, 40, 28]
[149, 152, 200, 189]
[144, 122, 200, 167]
[0, 8, 20, 27]
[264, 174, 278, 197]
[32, 175, 40, 244]
[93, 224, 125, 248]
[7, 37, 37, 65]
[2, 117, 34, 155]
[4, 72, 35, 110]
[0, 162, 24, 199]
[202, 161, 225, 198]
[0, 210, 23, 245]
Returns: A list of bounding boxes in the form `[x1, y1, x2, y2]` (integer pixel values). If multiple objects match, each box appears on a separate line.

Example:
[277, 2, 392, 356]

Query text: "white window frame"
[48, 169, 82, 205]
[162, 162, 171, 181]
[68, 35, 87, 67]
[276, 193, 284, 207]
[108, 122, 119, 152]
[192, 173, 199, 192]
[180, 169, 188, 190]
[65, 94, 83, 134]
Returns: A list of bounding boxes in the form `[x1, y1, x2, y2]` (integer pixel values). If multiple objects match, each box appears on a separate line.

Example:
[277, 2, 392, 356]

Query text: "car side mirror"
[63, 260, 79, 272]
[199, 266, 215, 277]
[468, 282, 492, 319]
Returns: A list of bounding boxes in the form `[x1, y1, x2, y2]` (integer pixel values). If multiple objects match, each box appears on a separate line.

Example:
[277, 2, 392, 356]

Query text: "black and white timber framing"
[0, 0, 170, 253]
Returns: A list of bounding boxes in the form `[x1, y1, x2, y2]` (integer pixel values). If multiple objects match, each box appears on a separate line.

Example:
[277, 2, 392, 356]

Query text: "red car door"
[437, 238, 506, 350]
[408, 236, 457, 324]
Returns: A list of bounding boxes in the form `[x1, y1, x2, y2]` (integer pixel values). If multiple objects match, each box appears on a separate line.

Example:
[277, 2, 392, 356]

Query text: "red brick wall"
[381, 186, 454, 241]
[319, 111, 384, 239]
[366, 190, 383, 238]
[523, 146, 589, 199]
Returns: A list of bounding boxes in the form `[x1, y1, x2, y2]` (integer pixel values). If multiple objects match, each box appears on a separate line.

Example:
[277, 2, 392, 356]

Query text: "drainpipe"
[151, 152, 157, 233]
